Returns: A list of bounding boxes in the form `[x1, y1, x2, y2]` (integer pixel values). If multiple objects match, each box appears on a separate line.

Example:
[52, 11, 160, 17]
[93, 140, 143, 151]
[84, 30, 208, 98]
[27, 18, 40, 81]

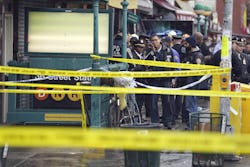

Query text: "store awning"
[138, 0, 153, 14]
[175, 0, 195, 21]
[175, 0, 194, 13]
[153, 0, 195, 21]
[175, 10, 195, 21]
[153, 0, 178, 12]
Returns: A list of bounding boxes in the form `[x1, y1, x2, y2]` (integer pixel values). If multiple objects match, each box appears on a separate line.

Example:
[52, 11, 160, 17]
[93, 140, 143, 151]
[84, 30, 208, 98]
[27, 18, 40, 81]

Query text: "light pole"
[220, 0, 233, 132]
[194, 4, 204, 33]
[121, 0, 129, 58]
[91, 0, 101, 127]
[203, 6, 212, 36]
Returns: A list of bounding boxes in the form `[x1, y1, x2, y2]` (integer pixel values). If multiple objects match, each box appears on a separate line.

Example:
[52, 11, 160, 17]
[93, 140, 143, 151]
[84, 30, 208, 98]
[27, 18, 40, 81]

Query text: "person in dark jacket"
[244, 43, 250, 76]
[243, 42, 250, 55]
[172, 35, 186, 62]
[127, 39, 145, 71]
[148, 34, 175, 129]
[193, 32, 212, 65]
[139, 33, 150, 48]
[182, 36, 204, 128]
[232, 38, 250, 84]
[212, 36, 239, 67]
[127, 39, 151, 119]
[162, 36, 181, 125]
[172, 35, 187, 124]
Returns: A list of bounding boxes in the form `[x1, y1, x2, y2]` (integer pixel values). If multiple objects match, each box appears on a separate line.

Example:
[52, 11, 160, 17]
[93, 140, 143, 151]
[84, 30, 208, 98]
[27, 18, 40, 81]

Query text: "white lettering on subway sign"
[35, 75, 91, 82]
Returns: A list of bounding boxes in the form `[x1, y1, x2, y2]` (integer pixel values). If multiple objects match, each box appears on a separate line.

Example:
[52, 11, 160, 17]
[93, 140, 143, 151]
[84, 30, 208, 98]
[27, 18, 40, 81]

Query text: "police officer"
[243, 42, 250, 55]
[138, 33, 152, 118]
[182, 36, 204, 128]
[139, 33, 150, 48]
[172, 35, 187, 124]
[162, 36, 181, 126]
[244, 42, 250, 75]
[127, 39, 145, 70]
[148, 34, 175, 129]
[172, 35, 185, 62]
[232, 38, 250, 84]
[127, 39, 151, 120]
[212, 36, 239, 67]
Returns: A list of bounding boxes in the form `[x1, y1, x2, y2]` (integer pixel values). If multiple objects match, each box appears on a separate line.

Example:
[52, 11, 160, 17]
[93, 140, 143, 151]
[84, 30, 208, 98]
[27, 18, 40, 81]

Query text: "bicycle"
[108, 93, 142, 127]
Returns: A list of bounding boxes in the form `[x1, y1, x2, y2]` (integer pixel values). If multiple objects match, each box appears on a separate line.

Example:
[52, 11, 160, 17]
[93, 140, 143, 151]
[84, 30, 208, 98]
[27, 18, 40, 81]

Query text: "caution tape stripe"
[0, 66, 230, 78]
[0, 126, 250, 153]
[1, 81, 250, 98]
[91, 55, 219, 70]
[2, 87, 250, 98]
[0, 89, 106, 94]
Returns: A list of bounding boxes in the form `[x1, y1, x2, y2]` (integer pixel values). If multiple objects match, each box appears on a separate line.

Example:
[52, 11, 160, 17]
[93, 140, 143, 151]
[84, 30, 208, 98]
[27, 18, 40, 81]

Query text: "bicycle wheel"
[126, 94, 142, 124]
[119, 108, 133, 125]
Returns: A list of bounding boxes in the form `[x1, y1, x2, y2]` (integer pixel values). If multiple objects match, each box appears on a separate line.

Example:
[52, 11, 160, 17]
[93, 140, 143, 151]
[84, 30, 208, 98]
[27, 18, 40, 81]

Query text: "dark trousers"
[151, 94, 173, 126]
[174, 78, 188, 123]
[169, 95, 175, 123]
[136, 94, 151, 118]
[150, 80, 173, 126]
[175, 96, 189, 123]
[174, 95, 182, 120]
[175, 95, 188, 122]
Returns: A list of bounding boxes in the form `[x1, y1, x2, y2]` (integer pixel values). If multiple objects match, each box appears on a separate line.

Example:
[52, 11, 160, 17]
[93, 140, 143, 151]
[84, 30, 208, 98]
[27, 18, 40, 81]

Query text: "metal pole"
[133, 9, 137, 33]
[220, 0, 233, 131]
[197, 14, 201, 32]
[93, 0, 99, 58]
[204, 16, 208, 36]
[121, 0, 129, 58]
[91, 0, 101, 127]
[1, 0, 5, 124]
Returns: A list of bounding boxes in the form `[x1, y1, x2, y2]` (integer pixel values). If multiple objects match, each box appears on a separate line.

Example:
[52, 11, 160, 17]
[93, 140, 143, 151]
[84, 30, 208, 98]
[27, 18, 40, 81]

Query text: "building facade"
[217, 0, 248, 35]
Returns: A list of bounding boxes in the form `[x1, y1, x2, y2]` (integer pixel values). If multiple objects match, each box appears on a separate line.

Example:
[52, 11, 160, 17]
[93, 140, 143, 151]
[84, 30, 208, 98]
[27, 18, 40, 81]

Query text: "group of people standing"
[113, 30, 250, 130]
[213, 36, 250, 84]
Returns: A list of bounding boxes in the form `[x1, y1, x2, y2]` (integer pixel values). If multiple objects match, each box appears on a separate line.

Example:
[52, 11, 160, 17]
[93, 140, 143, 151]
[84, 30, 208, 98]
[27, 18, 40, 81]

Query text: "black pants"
[150, 80, 174, 126]
[136, 94, 151, 118]
[174, 78, 188, 123]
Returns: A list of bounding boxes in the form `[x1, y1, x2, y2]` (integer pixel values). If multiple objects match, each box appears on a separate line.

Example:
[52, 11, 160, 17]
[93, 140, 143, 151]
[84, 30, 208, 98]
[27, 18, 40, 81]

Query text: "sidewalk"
[4, 148, 249, 167]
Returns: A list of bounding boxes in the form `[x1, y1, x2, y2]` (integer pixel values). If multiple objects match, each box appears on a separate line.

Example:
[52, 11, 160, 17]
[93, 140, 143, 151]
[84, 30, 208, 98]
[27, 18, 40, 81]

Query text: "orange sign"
[34, 88, 49, 101]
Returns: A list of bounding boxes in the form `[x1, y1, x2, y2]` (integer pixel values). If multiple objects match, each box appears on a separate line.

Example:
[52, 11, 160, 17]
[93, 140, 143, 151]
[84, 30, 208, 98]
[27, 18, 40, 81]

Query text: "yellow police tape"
[0, 126, 250, 154]
[1, 81, 250, 98]
[0, 66, 230, 78]
[91, 55, 218, 70]
[0, 89, 106, 95]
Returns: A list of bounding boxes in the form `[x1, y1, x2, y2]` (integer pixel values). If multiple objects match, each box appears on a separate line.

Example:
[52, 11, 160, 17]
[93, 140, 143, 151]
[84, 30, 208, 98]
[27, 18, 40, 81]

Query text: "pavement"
[3, 148, 250, 167]
[4, 148, 123, 167]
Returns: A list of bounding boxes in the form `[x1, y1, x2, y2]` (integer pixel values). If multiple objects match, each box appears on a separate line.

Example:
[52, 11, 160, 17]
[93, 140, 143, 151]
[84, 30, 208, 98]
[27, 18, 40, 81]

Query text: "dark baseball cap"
[172, 35, 182, 40]
[134, 39, 145, 47]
